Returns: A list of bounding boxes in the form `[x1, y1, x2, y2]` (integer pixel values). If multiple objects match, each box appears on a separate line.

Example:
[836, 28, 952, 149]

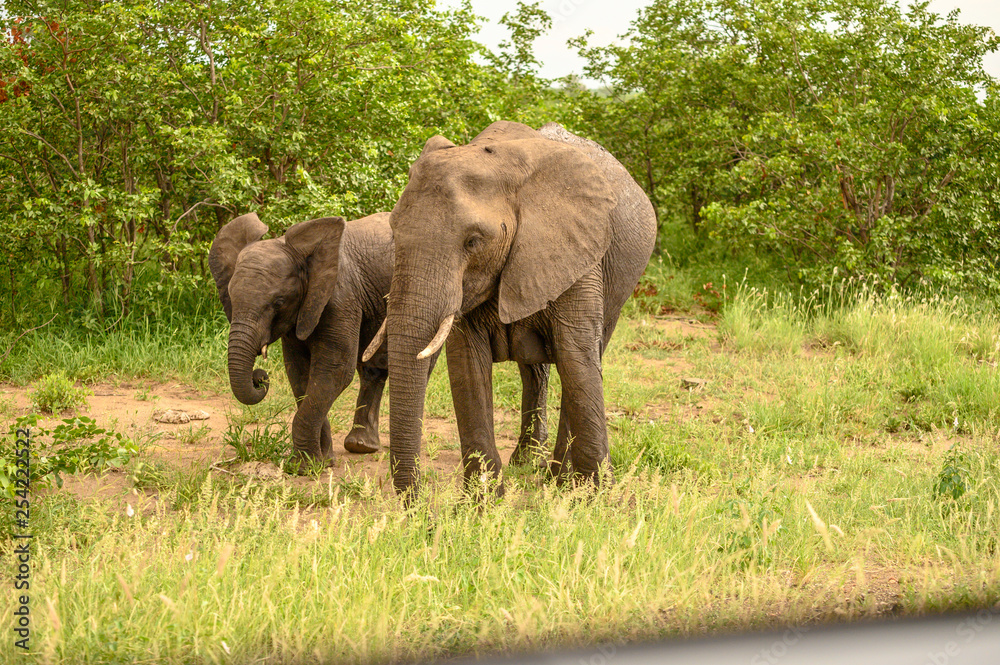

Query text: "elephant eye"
[274, 297, 285, 308]
[465, 235, 482, 252]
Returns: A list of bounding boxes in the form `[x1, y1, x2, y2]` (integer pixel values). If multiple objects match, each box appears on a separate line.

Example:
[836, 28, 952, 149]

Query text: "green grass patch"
[4, 274, 1000, 661]
[0, 315, 229, 388]
[6, 457, 999, 663]
[223, 401, 295, 466]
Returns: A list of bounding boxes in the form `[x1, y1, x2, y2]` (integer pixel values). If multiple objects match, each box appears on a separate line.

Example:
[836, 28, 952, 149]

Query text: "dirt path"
[1, 315, 713, 504]
[1, 381, 524, 503]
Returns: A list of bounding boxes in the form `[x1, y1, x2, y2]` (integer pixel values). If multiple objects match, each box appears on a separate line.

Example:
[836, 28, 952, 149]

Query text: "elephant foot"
[344, 426, 380, 454]
[547, 458, 573, 484]
[284, 449, 334, 475]
[557, 465, 613, 490]
[508, 439, 544, 466]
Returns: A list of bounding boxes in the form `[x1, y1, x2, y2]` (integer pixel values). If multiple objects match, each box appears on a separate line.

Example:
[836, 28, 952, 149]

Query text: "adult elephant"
[377, 121, 656, 497]
[210, 211, 551, 472]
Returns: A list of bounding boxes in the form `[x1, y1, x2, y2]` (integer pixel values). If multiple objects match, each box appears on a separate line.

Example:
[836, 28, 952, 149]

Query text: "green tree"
[567, 0, 1000, 290]
[0, 0, 550, 329]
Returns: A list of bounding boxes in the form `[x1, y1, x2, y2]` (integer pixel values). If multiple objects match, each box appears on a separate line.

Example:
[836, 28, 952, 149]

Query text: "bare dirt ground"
[2, 316, 716, 508]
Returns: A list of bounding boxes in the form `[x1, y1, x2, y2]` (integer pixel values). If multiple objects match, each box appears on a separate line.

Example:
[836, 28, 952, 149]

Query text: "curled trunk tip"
[227, 324, 269, 405]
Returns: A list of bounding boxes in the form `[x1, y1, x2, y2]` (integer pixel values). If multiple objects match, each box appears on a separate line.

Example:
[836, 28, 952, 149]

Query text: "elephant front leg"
[553, 349, 609, 485]
[288, 366, 353, 473]
[446, 322, 504, 498]
[509, 362, 549, 466]
[548, 390, 574, 483]
[282, 336, 333, 462]
[285, 336, 356, 473]
[344, 364, 387, 454]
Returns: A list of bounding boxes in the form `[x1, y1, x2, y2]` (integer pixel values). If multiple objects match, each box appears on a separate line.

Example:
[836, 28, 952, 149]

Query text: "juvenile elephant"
[380, 121, 656, 497]
[209, 211, 551, 471]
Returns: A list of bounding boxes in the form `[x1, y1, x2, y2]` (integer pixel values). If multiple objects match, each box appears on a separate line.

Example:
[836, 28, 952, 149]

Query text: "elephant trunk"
[386, 264, 459, 498]
[386, 309, 435, 497]
[227, 319, 269, 405]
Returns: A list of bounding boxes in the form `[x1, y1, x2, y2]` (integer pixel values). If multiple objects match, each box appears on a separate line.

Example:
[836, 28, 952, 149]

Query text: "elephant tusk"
[362, 319, 387, 362]
[417, 314, 454, 360]
[261, 344, 268, 360]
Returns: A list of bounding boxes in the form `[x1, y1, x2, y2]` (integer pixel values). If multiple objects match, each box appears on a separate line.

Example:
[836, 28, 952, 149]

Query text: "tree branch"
[20, 130, 79, 179]
[170, 200, 233, 237]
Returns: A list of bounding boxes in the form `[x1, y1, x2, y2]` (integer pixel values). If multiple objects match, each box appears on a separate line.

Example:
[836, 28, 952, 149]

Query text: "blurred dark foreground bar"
[437, 608, 1000, 665]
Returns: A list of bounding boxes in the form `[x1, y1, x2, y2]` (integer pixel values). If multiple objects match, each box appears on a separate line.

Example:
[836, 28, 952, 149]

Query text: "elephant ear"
[284, 216, 346, 340]
[209, 213, 268, 322]
[498, 142, 617, 324]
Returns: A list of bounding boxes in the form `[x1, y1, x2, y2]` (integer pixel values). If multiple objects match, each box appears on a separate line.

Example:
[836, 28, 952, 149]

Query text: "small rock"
[236, 461, 284, 480]
[681, 377, 708, 389]
[153, 409, 210, 424]
[153, 409, 190, 424]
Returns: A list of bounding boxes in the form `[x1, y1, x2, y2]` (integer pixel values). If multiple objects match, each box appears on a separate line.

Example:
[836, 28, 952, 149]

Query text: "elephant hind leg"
[509, 362, 549, 466]
[344, 364, 387, 454]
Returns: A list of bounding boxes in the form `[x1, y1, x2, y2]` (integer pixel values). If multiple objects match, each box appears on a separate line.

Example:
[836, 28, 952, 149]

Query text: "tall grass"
[4, 456, 998, 664]
[718, 287, 807, 354]
[3, 276, 1000, 662]
[718, 283, 1000, 434]
[0, 460, 1000, 663]
[0, 314, 230, 387]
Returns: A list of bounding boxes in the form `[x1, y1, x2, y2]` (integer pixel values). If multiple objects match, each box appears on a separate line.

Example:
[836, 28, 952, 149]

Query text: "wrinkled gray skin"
[386, 121, 656, 498]
[209, 212, 551, 471]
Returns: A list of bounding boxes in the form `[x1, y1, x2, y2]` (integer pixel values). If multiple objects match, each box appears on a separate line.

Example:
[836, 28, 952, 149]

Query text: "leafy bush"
[934, 446, 974, 501]
[29, 371, 90, 414]
[0, 0, 551, 328]
[0, 415, 139, 498]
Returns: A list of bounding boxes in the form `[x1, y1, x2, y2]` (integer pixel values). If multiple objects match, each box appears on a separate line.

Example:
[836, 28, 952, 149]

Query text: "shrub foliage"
[564, 0, 1000, 290]
[2, 0, 999, 333]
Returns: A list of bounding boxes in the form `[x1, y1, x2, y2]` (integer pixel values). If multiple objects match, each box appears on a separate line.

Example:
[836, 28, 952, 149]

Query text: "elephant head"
[209, 213, 345, 405]
[382, 121, 617, 495]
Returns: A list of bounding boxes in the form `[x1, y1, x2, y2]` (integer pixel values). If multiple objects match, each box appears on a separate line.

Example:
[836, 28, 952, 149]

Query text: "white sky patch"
[443, 0, 1000, 82]
[926, 0, 1000, 78]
